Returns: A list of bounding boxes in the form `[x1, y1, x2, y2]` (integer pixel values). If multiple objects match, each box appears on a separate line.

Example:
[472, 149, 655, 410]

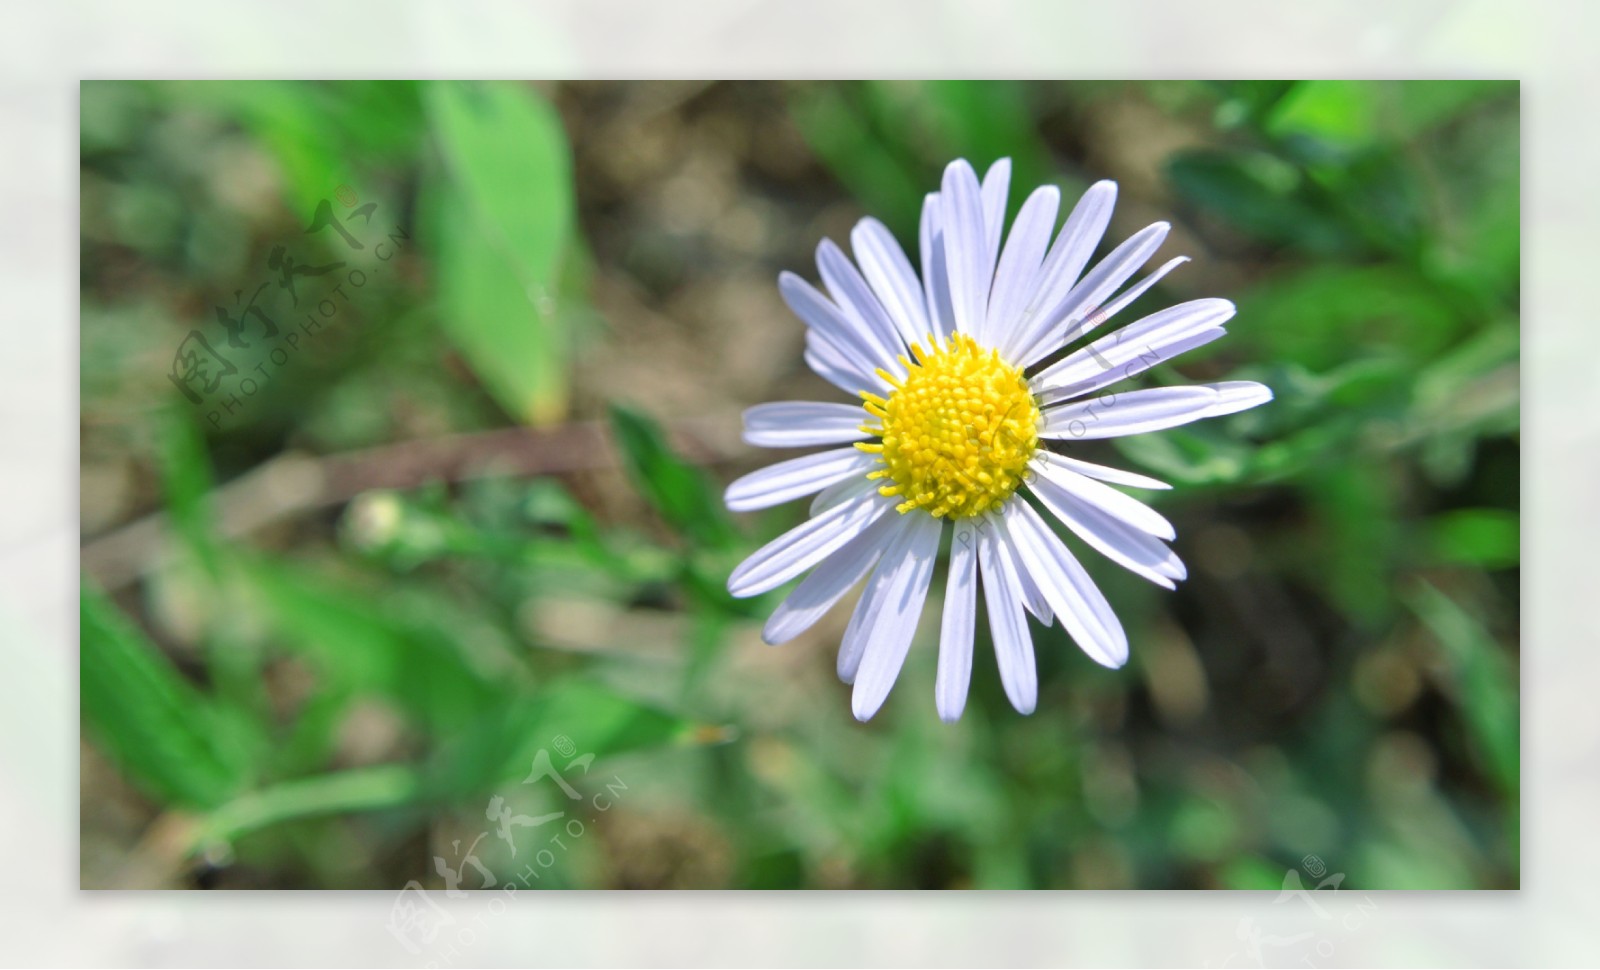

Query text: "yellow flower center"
[857, 333, 1041, 520]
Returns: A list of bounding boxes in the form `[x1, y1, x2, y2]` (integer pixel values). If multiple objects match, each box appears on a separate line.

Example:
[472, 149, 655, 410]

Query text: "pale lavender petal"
[725, 448, 873, 512]
[842, 514, 943, 721]
[762, 511, 907, 645]
[1040, 386, 1220, 441]
[743, 401, 870, 448]
[852, 217, 932, 347]
[940, 159, 992, 337]
[727, 490, 892, 598]
[935, 527, 978, 722]
[985, 185, 1060, 350]
[999, 500, 1128, 668]
[980, 514, 1038, 714]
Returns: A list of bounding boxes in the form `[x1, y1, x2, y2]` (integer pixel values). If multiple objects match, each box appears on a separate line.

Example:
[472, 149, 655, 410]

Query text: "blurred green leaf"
[789, 83, 927, 235]
[1426, 509, 1519, 569]
[425, 81, 575, 425]
[240, 556, 508, 731]
[158, 80, 425, 213]
[1167, 148, 1361, 254]
[1238, 265, 1463, 371]
[427, 678, 696, 794]
[1267, 80, 1379, 150]
[81, 586, 253, 809]
[607, 403, 735, 549]
[1407, 582, 1519, 795]
[195, 764, 423, 849]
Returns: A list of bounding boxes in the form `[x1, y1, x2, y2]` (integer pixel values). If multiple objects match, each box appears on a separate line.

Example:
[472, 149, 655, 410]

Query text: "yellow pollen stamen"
[863, 332, 1041, 521]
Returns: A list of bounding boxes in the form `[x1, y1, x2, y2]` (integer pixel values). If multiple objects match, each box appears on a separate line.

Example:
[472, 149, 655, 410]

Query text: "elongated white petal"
[1032, 453, 1174, 539]
[980, 157, 1012, 283]
[1002, 179, 1116, 359]
[919, 192, 955, 340]
[1017, 222, 1171, 368]
[1028, 468, 1185, 588]
[727, 490, 891, 598]
[940, 159, 992, 337]
[1200, 380, 1274, 417]
[1034, 298, 1235, 395]
[780, 270, 885, 371]
[936, 527, 978, 722]
[980, 515, 1038, 714]
[810, 474, 871, 516]
[986, 185, 1060, 351]
[1075, 255, 1189, 335]
[841, 514, 943, 722]
[804, 329, 887, 395]
[1041, 386, 1219, 441]
[817, 238, 906, 364]
[725, 448, 872, 512]
[1039, 454, 1171, 491]
[1039, 328, 1227, 408]
[852, 218, 930, 348]
[762, 510, 906, 645]
[743, 402, 869, 448]
[1011, 538, 1054, 624]
[1000, 500, 1128, 668]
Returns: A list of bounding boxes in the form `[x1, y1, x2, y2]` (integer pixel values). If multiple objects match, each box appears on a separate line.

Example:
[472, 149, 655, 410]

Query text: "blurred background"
[79, 80, 1518, 891]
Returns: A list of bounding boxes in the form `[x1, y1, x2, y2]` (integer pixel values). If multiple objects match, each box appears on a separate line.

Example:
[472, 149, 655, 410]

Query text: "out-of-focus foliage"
[79, 80, 1518, 891]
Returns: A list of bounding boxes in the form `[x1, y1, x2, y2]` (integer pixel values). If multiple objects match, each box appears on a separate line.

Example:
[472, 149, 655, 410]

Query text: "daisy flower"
[724, 158, 1271, 722]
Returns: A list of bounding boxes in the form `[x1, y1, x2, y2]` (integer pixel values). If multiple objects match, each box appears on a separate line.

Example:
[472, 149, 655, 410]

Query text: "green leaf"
[1166, 148, 1361, 255]
[1236, 265, 1463, 371]
[426, 678, 697, 794]
[1266, 80, 1379, 149]
[1426, 509, 1519, 569]
[238, 556, 507, 731]
[194, 764, 424, 849]
[425, 81, 575, 425]
[1406, 583, 1519, 795]
[788, 83, 927, 235]
[80, 586, 252, 809]
[607, 403, 735, 549]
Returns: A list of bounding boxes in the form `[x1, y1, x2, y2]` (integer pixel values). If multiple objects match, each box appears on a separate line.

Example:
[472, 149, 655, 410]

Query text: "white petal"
[999, 500, 1128, 668]
[1041, 328, 1227, 408]
[1039, 454, 1171, 491]
[1028, 467, 1186, 588]
[817, 238, 906, 364]
[780, 271, 885, 372]
[1032, 298, 1234, 400]
[762, 510, 906, 645]
[985, 185, 1060, 351]
[852, 218, 931, 347]
[810, 474, 872, 516]
[1002, 179, 1116, 359]
[727, 489, 892, 598]
[743, 402, 869, 448]
[725, 448, 872, 512]
[1041, 386, 1220, 441]
[1200, 380, 1274, 417]
[980, 514, 1038, 715]
[845, 513, 943, 721]
[979, 157, 1012, 280]
[936, 527, 978, 722]
[919, 192, 955, 340]
[940, 159, 993, 337]
[804, 330, 884, 395]
[1074, 255, 1189, 335]
[1031, 453, 1174, 539]
[1017, 222, 1171, 368]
